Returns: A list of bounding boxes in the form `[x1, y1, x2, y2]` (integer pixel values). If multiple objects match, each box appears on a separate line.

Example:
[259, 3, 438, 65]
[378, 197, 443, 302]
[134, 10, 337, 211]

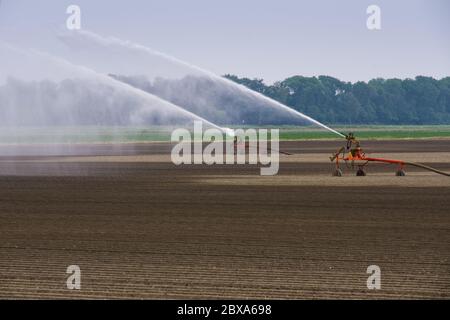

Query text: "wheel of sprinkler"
[356, 168, 366, 176]
[396, 170, 406, 177]
[333, 169, 343, 177]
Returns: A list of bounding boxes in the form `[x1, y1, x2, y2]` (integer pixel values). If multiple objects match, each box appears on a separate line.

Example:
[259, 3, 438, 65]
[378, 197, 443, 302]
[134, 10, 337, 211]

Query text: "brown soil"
[0, 140, 449, 299]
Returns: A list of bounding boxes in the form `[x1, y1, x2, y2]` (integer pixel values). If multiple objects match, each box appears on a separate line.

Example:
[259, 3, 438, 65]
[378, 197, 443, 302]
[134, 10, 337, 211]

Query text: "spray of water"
[0, 42, 223, 131]
[60, 30, 344, 138]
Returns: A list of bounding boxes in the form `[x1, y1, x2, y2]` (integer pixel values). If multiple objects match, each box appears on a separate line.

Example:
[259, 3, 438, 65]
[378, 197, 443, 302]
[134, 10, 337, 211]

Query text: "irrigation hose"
[404, 161, 450, 177]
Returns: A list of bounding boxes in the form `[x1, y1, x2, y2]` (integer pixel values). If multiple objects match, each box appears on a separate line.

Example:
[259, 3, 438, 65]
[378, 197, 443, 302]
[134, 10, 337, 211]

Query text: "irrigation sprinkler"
[330, 132, 450, 177]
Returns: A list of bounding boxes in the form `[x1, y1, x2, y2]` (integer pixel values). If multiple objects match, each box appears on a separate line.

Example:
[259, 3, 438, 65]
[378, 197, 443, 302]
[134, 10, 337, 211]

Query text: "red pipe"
[362, 157, 405, 165]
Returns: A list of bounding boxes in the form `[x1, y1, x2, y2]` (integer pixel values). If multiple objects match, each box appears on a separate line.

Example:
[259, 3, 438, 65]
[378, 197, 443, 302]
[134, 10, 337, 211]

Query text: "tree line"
[224, 75, 450, 125]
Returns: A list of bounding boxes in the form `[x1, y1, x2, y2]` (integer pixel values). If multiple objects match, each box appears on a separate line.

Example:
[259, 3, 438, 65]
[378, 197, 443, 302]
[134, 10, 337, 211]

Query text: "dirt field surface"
[0, 139, 449, 299]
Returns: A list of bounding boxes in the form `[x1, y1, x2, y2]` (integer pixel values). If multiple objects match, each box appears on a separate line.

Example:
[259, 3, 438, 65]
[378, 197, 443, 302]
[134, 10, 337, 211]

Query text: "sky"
[0, 0, 449, 84]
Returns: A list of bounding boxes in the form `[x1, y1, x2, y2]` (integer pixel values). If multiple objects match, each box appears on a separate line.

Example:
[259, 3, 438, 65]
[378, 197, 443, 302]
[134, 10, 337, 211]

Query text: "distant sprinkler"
[222, 127, 235, 138]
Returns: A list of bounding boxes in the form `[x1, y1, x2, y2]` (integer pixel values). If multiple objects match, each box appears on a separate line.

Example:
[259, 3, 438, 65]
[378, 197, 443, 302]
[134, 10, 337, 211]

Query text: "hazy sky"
[0, 0, 449, 83]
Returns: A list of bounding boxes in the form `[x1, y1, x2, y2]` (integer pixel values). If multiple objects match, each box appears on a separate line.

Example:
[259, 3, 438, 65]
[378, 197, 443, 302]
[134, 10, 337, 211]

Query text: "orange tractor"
[330, 133, 450, 177]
